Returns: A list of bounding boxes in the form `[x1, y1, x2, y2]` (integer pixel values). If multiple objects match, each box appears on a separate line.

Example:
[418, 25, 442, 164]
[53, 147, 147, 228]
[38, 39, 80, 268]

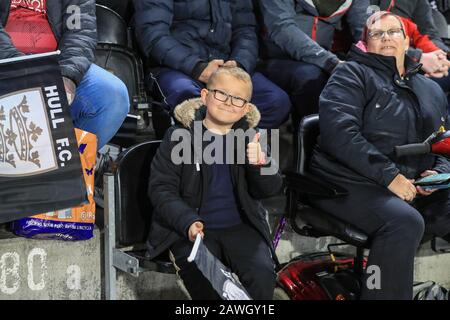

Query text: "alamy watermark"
[170, 121, 279, 175]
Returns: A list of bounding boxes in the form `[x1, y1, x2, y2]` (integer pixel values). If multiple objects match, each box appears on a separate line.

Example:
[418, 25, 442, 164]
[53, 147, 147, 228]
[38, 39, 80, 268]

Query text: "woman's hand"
[388, 173, 417, 201]
[416, 170, 439, 196]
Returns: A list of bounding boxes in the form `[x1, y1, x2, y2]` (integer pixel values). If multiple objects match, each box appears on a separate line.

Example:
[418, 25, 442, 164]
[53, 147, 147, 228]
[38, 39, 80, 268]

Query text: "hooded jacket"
[0, 0, 97, 85]
[257, 0, 369, 73]
[147, 98, 283, 259]
[310, 45, 450, 188]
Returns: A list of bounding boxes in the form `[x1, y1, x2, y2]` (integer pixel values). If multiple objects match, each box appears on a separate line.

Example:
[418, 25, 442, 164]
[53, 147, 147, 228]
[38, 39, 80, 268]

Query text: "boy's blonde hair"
[207, 66, 253, 100]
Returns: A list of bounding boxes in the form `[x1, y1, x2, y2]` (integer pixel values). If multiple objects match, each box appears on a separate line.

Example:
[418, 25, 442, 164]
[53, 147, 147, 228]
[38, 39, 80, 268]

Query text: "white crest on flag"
[0, 88, 57, 176]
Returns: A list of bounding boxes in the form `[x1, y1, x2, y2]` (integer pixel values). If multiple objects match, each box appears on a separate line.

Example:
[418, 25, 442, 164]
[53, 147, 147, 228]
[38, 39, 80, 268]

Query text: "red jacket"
[400, 16, 440, 53]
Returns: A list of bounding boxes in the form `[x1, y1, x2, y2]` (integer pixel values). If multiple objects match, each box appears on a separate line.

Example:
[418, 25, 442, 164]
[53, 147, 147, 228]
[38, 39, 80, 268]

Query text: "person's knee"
[108, 76, 130, 116]
[255, 88, 291, 128]
[389, 210, 425, 242]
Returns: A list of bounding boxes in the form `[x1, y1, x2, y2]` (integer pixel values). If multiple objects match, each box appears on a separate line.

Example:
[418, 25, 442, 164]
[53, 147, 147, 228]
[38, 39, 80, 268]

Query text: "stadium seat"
[103, 141, 175, 300]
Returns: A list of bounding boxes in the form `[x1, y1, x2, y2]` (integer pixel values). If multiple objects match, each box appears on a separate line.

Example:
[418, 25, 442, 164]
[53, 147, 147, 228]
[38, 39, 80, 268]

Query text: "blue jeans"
[151, 68, 291, 129]
[70, 64, 130, 148]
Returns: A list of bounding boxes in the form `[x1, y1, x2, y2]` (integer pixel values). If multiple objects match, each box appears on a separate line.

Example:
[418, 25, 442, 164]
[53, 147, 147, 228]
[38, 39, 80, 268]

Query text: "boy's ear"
[243, 102, 251, 115]
[200, 88, 208, 105]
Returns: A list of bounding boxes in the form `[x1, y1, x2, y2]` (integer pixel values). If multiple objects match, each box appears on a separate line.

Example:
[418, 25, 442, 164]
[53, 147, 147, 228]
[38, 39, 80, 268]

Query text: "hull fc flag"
[188, 234, 252, 300]
[0, 52, 86, 223]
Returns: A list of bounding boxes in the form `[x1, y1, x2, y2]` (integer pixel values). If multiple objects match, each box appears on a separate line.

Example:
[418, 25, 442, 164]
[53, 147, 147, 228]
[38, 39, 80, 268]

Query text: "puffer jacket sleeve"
[148, 127, 203, 239]
[319, 62, 400, 187]
[229, 0, 258, 74]
[258, 0, 340, 73]
[345, 0, 369, 43]
[0, 25, 23, 59]
[134, 0, 203, 77]
[59, 0, 97, 85]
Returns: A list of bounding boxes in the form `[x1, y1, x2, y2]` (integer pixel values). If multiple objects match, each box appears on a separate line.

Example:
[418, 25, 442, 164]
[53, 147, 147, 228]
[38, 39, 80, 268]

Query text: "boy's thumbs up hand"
[247, 132, 266, 165]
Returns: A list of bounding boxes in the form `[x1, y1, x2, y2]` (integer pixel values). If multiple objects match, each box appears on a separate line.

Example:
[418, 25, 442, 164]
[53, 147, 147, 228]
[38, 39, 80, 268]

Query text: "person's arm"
[58, 0, 97, 85]
[258, 0, 340, 73]
[413, 0, 449, 51]
[0, 25, 23, 59]
[148, 128, 204, 238]
[134, 0, 204, 77]
[319, 62, 400, 187]
[345, 0, 370, 43]
[245, 132, 283, 199]
[229, 0, 258, 74]
[403, 17, 440, 53]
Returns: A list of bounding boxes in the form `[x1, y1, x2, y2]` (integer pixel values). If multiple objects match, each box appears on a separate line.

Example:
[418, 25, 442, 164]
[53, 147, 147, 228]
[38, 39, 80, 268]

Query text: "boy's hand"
[188, 221, 204, 242]
[247, 132, 266, 166]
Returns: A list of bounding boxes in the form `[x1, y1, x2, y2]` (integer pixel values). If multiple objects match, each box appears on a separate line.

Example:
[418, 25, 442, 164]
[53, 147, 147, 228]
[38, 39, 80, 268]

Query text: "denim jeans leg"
[70, 64, 130, 149]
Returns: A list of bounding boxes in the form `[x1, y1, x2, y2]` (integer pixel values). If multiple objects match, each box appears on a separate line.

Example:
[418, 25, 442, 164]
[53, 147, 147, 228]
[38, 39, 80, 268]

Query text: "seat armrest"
[285, 170, 348, 198]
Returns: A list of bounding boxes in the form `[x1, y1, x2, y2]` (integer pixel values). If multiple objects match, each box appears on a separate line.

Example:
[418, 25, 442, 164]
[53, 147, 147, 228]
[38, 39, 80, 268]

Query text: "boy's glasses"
[208, 89, 248, 108]
[367, 28, 405, 40]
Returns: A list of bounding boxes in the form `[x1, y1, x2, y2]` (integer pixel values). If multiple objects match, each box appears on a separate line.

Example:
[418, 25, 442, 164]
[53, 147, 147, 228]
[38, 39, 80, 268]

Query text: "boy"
[147, 66, 283, 300]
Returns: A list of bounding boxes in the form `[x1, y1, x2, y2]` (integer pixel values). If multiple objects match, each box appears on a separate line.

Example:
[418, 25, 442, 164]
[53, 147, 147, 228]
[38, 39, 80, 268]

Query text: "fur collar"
[173, 98, 261, 130]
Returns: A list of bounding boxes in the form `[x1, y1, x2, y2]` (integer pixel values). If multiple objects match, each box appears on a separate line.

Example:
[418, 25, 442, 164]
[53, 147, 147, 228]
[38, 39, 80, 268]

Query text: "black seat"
[96, 4, 128, 47]
[103, 141, 174, 299]
[96, 0, 135, 25]
[285, 114, 370, 249]
[95, 3, 155, 146]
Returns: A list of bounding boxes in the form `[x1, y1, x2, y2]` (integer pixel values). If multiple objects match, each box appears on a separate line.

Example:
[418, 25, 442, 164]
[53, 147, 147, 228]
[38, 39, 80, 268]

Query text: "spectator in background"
[371, 0, 450, 108]
[256, 0, 369, 130]
[0, 0, 130, 149]
[134, 0, 291, 130]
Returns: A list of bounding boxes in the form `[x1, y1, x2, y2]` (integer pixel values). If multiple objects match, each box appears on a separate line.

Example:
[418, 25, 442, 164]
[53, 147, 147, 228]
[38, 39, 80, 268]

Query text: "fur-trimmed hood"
[173, 98, 261, 130]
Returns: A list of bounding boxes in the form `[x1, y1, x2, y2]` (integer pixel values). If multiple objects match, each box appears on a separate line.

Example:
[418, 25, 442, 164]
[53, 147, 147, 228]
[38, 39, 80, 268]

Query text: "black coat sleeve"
[318, 62, 400, 187]
[134, 0, 204, 77]
[0, 25, 23, 59]
[148, 128, 203, 238]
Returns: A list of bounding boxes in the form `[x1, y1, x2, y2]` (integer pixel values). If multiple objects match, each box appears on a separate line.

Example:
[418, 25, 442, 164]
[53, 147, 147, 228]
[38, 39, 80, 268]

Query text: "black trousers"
[170, 223, 276, 300]
[258, 59, 329, 131]
[310, 183, 450, 300]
